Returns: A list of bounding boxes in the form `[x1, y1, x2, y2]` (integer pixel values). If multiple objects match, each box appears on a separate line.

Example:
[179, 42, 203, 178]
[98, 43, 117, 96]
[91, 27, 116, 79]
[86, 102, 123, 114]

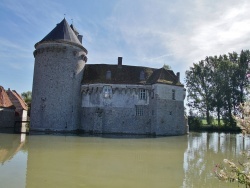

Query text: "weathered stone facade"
[0, 108, 15, 128]
[30, 19, 187, 136]
[81, 83, 186, 136]
[30, 42, 87, 131]
[30, 19, 88, 131]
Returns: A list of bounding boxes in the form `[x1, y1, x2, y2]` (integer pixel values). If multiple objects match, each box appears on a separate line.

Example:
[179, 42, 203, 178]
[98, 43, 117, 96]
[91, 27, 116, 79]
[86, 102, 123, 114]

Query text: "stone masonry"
[30, 18, 187, 136]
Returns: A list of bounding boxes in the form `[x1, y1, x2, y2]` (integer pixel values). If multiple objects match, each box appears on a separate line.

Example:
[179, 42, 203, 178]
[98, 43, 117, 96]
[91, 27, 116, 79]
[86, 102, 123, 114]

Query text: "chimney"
[118, 57, 122, 68]
[176, 72, 180, 83]
[78, 35, 83, 44]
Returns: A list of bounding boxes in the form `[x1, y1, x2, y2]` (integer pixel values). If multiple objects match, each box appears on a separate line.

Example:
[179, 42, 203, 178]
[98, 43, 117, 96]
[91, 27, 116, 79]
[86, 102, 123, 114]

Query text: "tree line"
[185, 50, 250, 127]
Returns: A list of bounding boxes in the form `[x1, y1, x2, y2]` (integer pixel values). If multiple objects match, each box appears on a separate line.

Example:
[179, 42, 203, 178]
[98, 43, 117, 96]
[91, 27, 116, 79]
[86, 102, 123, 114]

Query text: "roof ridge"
[12, 90, 28, 110]
[163, 68, 177, 81]
[6, 90, 28, 110]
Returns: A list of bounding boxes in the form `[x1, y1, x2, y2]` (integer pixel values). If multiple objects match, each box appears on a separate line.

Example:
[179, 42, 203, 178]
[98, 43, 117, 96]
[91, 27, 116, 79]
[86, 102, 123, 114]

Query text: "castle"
[30, 18, 187, 136]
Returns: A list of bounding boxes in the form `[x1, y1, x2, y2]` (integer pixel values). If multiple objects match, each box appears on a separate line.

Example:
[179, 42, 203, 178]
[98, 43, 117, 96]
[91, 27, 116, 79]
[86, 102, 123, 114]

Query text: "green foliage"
[188, 116, 202, 129]
[215, 92, 250, 187]
[215, 151, 250, 187]
[163, 64, 171, 70]
[186, 50, 250, 127]
[21, 91, 32, 117]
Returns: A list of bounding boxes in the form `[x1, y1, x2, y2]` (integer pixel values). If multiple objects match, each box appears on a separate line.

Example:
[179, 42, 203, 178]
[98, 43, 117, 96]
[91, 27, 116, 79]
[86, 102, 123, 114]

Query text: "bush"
[188, 116, 202, 130]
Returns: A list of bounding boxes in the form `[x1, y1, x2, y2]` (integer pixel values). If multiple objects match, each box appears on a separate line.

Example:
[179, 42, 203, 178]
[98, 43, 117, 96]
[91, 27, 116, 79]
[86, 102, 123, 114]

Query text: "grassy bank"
[188, 117, 241, 133]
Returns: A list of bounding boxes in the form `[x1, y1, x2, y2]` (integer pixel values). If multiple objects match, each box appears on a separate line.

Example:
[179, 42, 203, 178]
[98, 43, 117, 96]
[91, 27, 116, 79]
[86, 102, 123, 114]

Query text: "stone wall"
[153, 83, 186, 135]
[30, 42, 87, 131]
[0, 108, 15, 128]
[81, 83, 186, 136]
[81, 107, 152, 134]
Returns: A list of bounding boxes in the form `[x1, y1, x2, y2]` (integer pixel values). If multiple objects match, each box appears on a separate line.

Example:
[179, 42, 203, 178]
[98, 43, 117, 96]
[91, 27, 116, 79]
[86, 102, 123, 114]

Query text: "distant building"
[30, 18, 186, 136]
[0, 86, 28, 128]
[0, 86, 15, 128]
[6, 89, 28, 121]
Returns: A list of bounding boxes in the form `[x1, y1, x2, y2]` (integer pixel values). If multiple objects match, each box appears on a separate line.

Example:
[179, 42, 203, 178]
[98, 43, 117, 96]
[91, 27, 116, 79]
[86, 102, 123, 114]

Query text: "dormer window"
[106, 70, 111, 80]
[103, 85, 112, 98]
[140, 71, 145, 81]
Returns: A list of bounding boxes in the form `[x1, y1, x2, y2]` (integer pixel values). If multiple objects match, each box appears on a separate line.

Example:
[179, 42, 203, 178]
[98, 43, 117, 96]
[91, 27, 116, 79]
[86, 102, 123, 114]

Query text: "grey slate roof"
[39, 18, 81, 45]
[70, 24, 79, 35]
[82, 64, 184, 86]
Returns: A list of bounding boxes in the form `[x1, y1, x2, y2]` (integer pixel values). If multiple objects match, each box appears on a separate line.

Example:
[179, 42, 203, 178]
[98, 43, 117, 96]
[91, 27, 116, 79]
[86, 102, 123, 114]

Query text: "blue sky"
[1, 0, 250, 94]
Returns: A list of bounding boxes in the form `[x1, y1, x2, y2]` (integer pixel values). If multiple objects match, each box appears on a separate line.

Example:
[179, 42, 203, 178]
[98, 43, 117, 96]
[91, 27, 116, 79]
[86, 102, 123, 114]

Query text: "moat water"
[0, 132, 249, 188]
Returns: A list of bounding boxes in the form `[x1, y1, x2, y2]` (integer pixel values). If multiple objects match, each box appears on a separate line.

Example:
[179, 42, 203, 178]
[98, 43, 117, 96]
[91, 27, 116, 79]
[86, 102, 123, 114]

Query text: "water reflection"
[183, 132, 249, 188]
[25, 135, 187, 188]
[0, 132, 249, 188]
[0, 133, 26, 164]
[0, 133, 27, 188]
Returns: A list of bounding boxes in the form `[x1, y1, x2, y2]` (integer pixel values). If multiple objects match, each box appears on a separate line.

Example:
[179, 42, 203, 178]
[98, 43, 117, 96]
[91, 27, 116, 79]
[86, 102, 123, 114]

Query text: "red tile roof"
[0, 86, 15, 109]
[6, 89, 28, 111]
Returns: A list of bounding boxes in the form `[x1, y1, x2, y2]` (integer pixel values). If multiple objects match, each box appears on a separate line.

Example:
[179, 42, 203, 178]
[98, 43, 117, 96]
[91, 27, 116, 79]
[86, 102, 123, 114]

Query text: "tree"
[208, 56, 224, 126]
[163, 64, 172, 70]
[186, 51, 250, 127]
[21, 91, 32, 116]
[185, 60, 213, 125]
[235, 50, 250, 103]
[212, 51, 250, 186]
[215, 99, 250, 187]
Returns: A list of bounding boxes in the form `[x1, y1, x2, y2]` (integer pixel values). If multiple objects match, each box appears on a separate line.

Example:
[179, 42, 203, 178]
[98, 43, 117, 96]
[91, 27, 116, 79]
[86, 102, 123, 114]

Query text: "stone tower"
[30, 18, 88, 131]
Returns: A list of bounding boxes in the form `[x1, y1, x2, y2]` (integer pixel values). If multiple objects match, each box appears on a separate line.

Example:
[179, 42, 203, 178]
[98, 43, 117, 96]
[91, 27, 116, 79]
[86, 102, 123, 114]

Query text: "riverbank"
[188, 116, 242, 133]
[189, 125, 241, 133]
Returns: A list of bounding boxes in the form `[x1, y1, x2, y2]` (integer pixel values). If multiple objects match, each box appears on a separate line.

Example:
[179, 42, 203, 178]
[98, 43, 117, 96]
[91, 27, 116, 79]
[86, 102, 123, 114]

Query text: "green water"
[0, 132, 248, 188]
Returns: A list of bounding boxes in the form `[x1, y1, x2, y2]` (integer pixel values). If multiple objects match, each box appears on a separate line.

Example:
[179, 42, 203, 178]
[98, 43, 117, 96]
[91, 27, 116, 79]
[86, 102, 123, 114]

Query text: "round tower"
[30, 18, 88, 131]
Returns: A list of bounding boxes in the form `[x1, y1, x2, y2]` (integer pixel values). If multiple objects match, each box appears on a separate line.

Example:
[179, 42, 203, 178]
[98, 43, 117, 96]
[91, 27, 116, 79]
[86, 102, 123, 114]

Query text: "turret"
[30, 18, 88, 131]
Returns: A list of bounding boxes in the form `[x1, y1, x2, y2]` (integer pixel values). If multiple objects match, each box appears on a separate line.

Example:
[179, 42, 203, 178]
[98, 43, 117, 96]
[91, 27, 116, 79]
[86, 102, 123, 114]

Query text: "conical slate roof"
[39, 18, 81, 45]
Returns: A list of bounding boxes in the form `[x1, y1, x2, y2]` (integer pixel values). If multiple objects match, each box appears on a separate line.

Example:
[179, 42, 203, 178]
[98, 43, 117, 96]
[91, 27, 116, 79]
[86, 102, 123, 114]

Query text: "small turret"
[70, 24, 83, 44]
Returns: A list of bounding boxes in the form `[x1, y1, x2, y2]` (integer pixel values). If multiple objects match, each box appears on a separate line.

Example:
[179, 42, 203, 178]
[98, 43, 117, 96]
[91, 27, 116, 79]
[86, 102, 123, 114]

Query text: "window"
[103, 85, 112, 98]
[136, 106, 144, 116]
[140, 71, 145, 81]
[172, 89, 175, 100]
[106, 70, 111, 80]
[139, 89, 147, 100]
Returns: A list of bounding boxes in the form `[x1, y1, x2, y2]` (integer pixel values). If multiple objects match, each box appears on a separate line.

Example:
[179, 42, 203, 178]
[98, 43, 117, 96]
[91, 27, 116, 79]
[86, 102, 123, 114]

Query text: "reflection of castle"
[25, 135, 187, 188]
[30, 18, 186, 135]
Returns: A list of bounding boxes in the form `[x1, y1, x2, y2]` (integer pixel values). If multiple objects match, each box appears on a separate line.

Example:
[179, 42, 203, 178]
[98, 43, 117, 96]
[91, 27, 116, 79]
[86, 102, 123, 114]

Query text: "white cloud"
[100, 0, 250, 74]
[1, 0, 250, 92]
